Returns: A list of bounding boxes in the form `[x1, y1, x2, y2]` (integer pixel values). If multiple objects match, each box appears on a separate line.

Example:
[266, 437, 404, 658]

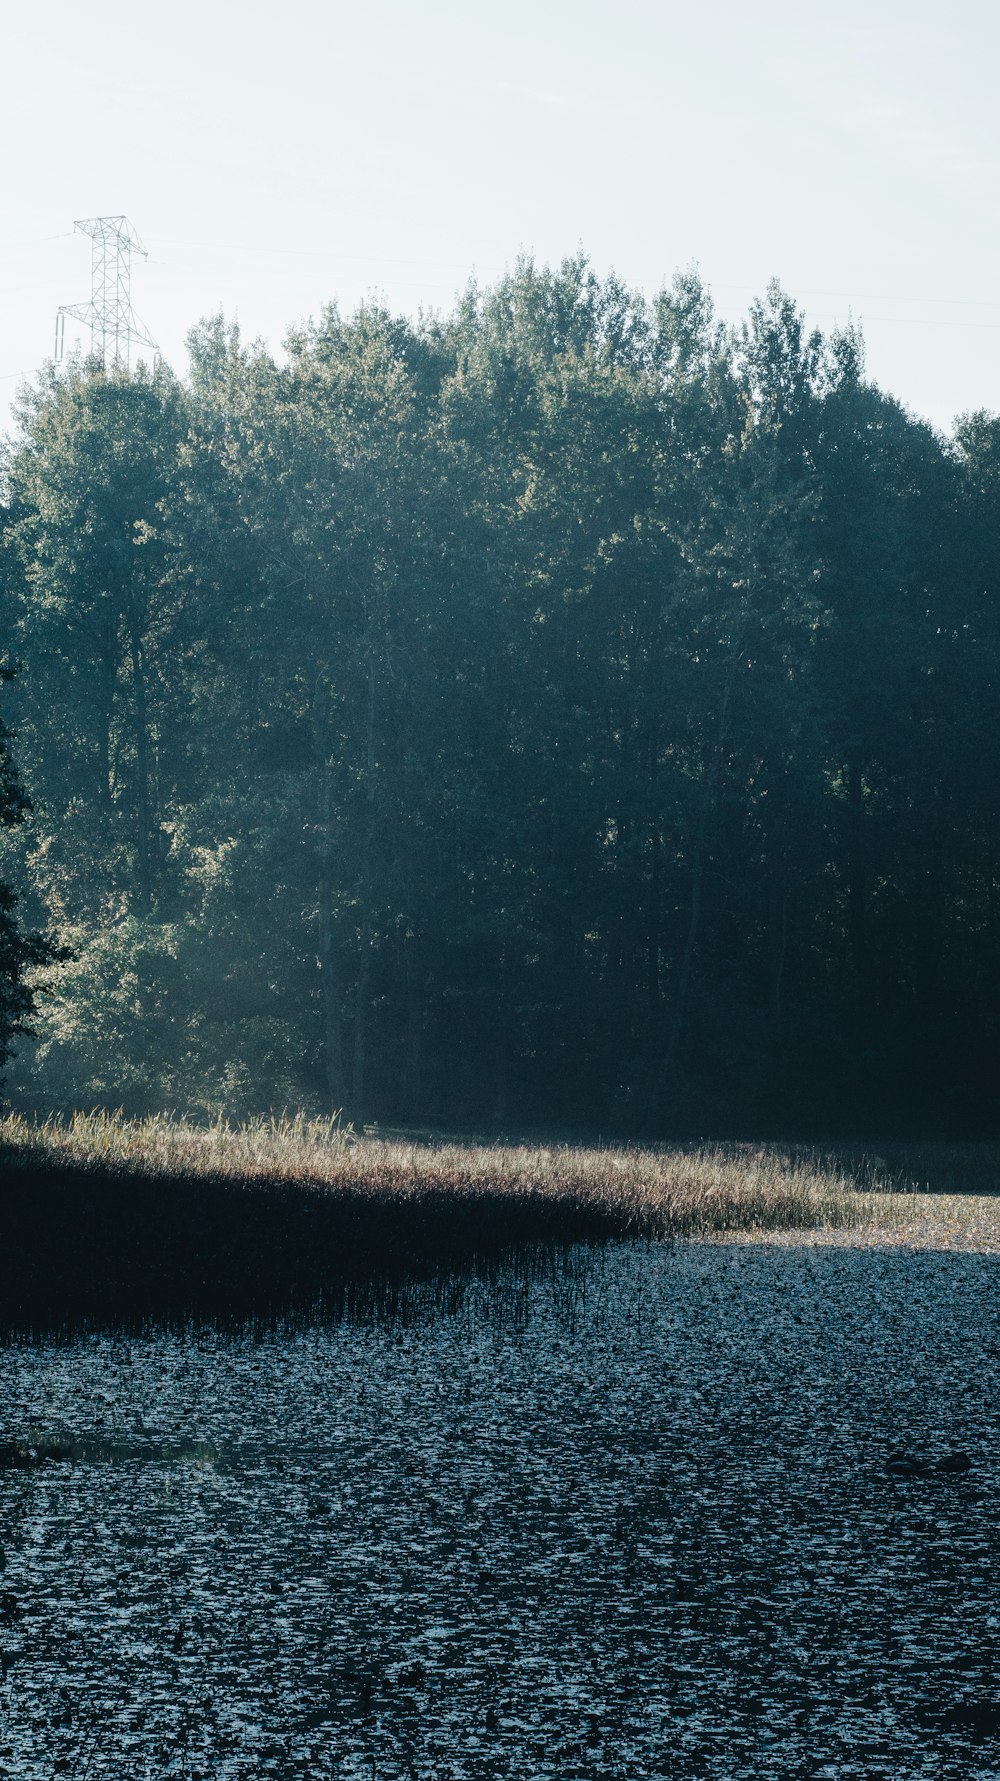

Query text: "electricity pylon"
[55, 216, 158, 369]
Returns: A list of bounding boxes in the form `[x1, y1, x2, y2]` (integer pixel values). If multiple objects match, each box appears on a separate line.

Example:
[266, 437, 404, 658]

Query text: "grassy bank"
[0, 1112, 997, 1333]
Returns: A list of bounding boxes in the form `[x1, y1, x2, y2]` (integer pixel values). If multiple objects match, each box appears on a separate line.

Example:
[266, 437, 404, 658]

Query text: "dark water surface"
[0, 1242, 997, 1778]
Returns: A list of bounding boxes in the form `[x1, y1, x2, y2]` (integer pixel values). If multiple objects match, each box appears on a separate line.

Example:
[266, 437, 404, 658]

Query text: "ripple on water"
[0, 1240, 998, 1779]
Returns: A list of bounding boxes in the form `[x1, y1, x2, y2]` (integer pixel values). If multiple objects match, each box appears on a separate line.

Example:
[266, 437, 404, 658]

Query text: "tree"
[4, 269, 999, 1135]
[2, 358, 188, 919]
[0, 662, 54, 1076]
[174, 305, 444, 1123]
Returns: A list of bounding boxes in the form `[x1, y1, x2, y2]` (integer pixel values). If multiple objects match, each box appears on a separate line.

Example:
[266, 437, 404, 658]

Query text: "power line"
[4, 222, 1000, 315]
[713, 280, 1000, 311]
[152, 242, 1000, 319]
[147, 239, 1000, 310]
[0, 232, 75, 256]
[152, 236, 507, 274]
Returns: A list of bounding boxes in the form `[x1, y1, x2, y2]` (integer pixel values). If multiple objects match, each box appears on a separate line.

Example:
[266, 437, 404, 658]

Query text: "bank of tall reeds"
[0, 1112, 996, 1334]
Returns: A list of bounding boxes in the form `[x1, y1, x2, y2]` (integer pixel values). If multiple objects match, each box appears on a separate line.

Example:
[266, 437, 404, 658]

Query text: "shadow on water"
[0, 1141, 621, 1341]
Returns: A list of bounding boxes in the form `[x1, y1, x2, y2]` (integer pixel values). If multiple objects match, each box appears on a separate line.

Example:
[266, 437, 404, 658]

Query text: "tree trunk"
[845, 755, 870, 1004]
[770, 889, 789, 1022]
[129, 616, 152, 913]
[661, 679, 733, 1098]
[351, 649, 378, 1129]
[312, 669, 347, 1113]
[401, 986, 423, 1118]
[493, 1026, 509, 1128]
[97, 621, 116, 822]
[351, 909, 372, 1130]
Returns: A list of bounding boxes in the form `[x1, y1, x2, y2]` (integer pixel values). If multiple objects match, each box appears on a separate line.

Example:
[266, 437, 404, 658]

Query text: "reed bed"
[0, 1111, 996, 1333]
[0, 1108, 914, 1226]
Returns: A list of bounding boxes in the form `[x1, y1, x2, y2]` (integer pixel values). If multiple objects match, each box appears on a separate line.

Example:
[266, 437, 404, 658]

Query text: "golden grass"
[2, 1110, 997, 1248]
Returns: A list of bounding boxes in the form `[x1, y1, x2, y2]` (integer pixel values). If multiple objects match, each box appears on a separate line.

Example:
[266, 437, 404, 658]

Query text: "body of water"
[0, 1241, 997, 1778]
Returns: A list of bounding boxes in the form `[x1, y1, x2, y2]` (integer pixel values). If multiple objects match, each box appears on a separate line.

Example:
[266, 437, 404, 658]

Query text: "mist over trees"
[1, 257, 998, 1136]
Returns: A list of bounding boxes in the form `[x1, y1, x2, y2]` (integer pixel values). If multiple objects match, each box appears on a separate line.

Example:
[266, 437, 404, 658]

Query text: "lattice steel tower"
[55, 216, 158, 369]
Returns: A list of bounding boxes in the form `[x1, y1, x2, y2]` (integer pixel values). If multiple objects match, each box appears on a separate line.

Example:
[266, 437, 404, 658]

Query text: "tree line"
[1, 257, 998, 1136]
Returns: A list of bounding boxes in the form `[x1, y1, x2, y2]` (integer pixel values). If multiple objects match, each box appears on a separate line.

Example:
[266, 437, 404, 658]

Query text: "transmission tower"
[55, 216, 158, 369]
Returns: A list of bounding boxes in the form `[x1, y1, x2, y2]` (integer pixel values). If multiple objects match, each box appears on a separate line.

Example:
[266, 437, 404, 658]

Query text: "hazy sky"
[3, 0, 998, 433]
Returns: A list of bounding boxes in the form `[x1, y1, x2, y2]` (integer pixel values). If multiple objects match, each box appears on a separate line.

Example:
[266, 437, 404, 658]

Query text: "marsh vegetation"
[0, 1115, 997, 1333]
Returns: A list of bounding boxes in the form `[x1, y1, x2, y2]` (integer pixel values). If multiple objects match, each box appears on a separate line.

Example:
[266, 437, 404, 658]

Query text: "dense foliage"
[1, 259, 997, 1134]
[0, 662, 53, 1068]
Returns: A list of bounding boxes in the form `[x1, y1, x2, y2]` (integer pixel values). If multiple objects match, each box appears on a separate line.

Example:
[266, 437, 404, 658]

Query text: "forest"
[1, 256, 998, 1138]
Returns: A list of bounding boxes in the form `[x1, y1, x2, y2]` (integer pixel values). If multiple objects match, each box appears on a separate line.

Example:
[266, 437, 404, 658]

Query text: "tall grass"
[0, 1112, 995, 1334]
[0, 1109, 900, 1223]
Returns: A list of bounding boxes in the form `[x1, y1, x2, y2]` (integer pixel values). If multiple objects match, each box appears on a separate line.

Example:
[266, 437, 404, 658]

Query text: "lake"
[0, 1239, 997, 1777]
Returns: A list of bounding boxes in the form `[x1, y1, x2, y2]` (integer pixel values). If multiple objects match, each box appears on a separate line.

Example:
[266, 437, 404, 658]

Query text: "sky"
[2, 0, 999, 435]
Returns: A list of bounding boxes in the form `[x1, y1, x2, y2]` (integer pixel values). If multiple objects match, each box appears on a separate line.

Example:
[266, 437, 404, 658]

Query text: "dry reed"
[1, 1112, 996, 1333]
[0, 1109, 888, 1234]
[4, 1108, 997, 1233]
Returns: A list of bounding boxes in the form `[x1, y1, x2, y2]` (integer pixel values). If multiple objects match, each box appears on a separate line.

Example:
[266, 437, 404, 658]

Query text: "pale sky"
[3, 0, 999, 435]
